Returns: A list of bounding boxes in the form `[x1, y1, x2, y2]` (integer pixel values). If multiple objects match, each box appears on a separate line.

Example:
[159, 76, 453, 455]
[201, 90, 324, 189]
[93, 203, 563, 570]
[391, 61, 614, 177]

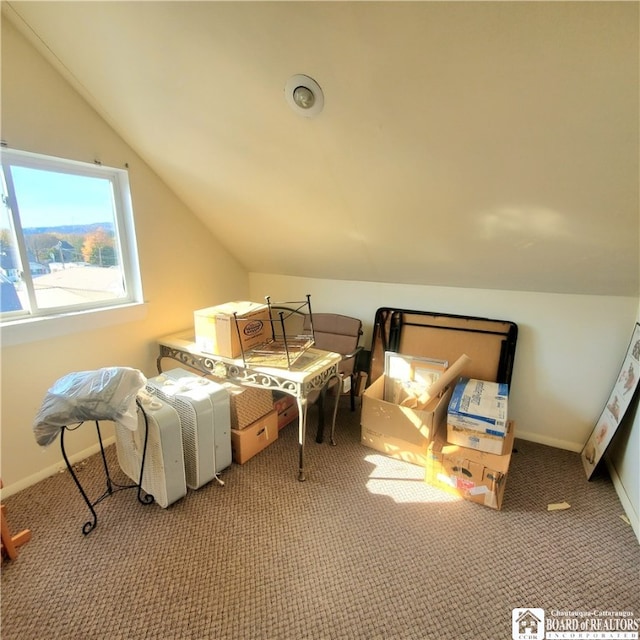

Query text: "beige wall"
[0, 20, 249, 494]
[249, 272, 637, 450]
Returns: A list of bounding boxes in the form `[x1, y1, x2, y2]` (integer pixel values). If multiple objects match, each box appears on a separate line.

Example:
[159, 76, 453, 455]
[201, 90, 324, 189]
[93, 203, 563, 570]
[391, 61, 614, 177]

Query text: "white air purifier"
[145, 368, 232, 489]
[115, 394, 187, 509]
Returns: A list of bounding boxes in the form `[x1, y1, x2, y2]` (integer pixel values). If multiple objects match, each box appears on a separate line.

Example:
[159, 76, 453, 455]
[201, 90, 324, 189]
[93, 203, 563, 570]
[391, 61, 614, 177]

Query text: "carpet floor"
[2, 405, 639, 640]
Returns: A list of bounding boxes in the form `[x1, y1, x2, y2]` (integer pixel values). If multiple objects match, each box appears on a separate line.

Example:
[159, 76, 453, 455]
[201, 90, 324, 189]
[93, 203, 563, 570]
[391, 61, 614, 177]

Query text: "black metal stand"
[60, 399, 154, 535]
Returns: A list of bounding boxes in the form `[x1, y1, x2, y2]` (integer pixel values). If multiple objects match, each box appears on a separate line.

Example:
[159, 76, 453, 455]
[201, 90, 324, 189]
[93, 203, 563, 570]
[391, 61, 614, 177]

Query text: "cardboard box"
[447, 377, 509, 436]
[447, 421, 512, 456]
[277, 403, 298, 430]
[220, 382, 274, 430]
[194, 301, 270, 358]
[273, 395, 292, 414]
[231, 409, 278, 464]
[273, 394, 298, 430]
[425, 421, 515, 509]
[360, 374, 453, 467]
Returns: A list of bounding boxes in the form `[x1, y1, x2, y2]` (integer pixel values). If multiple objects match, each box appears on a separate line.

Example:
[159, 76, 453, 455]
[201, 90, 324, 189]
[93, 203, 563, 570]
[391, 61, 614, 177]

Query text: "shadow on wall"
[510, 323, 595, 450]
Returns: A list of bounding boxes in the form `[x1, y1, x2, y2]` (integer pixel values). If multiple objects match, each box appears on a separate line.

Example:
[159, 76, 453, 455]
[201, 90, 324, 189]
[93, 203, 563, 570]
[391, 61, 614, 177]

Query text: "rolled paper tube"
[416, 353, 472, 408]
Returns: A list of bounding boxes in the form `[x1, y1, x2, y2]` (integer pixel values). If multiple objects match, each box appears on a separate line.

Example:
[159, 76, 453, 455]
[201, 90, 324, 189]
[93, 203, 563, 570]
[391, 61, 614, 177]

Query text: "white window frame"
[1, 148, 145, 346]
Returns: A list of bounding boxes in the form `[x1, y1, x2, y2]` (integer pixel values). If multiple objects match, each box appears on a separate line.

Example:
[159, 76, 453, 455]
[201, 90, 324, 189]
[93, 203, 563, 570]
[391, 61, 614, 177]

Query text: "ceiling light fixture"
[285, 74, 324, 117]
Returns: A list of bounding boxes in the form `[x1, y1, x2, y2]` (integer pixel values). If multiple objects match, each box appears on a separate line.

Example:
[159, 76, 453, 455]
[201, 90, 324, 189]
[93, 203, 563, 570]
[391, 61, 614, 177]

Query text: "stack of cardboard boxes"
[221, 382, 277, 465]
[227, 388, 300, 464]
[227, 389, 300, 464]
[361, 357, 516, 510]
[425, 377, 514, 510]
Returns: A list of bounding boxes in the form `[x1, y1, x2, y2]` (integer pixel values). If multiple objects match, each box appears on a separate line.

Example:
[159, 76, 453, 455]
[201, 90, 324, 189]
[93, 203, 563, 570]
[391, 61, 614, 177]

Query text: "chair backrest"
[303, 313, 362, 376]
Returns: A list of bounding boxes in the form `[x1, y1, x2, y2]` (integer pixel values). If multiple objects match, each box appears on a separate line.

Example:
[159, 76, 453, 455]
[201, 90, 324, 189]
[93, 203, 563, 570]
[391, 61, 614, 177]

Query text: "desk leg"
[329, 374, 342, 446]
[297, 397, 308, 482]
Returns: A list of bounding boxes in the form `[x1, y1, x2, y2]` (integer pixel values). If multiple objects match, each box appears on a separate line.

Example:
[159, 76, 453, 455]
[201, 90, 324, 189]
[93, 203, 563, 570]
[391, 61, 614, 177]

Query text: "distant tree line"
[0, 227, 117, 268]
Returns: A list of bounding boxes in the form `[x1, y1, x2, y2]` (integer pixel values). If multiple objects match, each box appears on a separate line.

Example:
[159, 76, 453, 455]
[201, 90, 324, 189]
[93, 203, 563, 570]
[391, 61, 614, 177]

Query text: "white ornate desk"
[156, 330, 342, 481]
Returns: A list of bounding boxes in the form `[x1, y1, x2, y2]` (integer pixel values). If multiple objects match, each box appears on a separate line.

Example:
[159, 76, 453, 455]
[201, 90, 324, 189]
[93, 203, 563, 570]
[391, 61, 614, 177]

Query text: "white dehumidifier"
[145, 368, 232, 489]
[115, 393, 187, 508]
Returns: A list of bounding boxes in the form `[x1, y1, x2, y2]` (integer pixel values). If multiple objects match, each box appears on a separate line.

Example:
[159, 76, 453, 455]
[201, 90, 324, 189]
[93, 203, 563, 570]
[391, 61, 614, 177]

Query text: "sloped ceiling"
[3, 1, 639, 296]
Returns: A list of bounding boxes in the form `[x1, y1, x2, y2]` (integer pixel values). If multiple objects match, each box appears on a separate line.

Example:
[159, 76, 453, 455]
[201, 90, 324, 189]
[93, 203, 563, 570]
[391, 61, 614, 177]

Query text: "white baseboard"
[1, 436, 115, 500]
[605, 456, 640, 544]
[514, 429, 582, 452]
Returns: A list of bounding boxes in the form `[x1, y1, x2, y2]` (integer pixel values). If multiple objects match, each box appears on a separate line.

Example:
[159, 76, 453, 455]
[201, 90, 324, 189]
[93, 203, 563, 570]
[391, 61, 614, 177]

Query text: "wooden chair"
[1, 480, 31, 560]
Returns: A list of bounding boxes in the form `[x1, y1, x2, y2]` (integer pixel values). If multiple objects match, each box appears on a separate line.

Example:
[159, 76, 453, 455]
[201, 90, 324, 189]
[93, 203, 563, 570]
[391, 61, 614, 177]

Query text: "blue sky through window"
[10, 166, 114, 229]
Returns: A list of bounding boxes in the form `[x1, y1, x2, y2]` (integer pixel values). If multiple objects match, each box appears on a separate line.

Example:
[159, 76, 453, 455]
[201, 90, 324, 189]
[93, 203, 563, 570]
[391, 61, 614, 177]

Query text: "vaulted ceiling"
[4, 1, 639, 296]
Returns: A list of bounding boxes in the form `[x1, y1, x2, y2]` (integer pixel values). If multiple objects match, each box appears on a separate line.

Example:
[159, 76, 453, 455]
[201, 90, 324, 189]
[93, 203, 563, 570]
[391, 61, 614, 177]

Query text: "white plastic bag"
[33, 367, 147, 447]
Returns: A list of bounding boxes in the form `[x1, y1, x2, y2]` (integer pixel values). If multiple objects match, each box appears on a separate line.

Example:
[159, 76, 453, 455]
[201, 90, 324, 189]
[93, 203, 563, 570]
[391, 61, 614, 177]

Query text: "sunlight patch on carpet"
[363, 454, 462, 504]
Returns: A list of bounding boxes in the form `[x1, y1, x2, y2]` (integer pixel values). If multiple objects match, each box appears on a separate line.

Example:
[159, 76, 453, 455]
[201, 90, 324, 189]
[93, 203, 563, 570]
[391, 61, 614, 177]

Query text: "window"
[0, 149, 143, 327]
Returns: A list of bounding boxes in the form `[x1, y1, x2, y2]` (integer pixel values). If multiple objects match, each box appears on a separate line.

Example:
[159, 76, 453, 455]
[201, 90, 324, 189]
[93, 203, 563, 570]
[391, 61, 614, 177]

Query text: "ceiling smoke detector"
[285, 74, 324, 117]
